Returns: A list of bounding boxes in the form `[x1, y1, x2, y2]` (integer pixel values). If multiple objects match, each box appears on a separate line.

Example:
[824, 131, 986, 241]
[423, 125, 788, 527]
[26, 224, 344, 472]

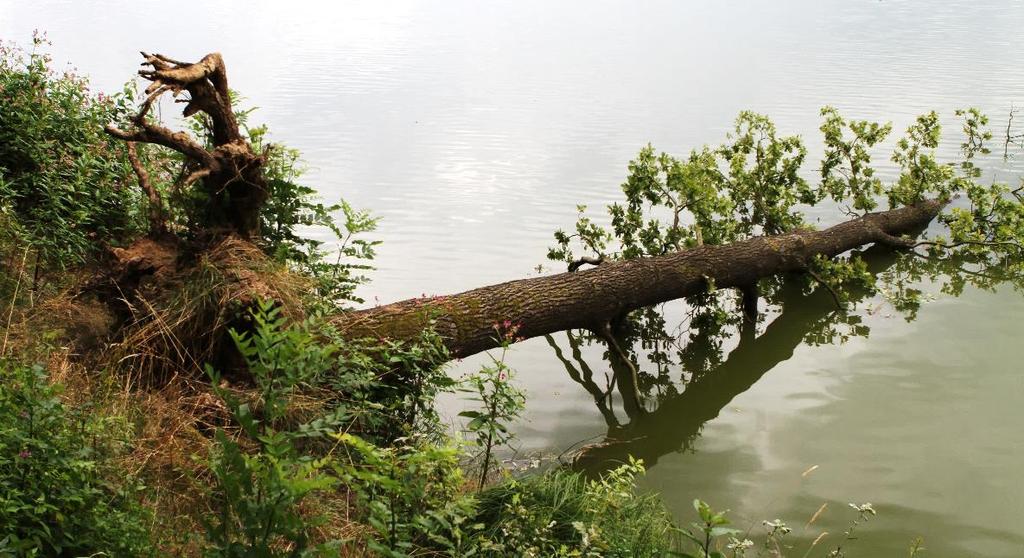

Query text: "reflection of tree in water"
[539, 108, 1024, 475]
[548, 241, 1023, 474]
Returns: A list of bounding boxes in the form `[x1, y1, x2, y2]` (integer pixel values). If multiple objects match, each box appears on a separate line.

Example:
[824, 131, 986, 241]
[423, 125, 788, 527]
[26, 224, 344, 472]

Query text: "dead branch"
[126, 142, 165, 235]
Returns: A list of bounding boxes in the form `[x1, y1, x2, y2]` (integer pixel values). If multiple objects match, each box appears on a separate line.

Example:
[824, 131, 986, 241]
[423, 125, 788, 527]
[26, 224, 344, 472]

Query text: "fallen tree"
[104, 52, 268, 238]
[93, 51, 1020, 375]
[334, 200, 942, 357]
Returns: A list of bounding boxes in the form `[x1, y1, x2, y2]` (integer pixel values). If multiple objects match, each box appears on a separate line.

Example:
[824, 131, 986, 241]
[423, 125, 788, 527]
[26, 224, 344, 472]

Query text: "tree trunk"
[334, 200, 942, 358]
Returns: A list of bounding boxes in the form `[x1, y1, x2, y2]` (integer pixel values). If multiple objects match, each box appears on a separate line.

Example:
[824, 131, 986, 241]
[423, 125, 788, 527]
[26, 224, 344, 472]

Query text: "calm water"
[4, 1, 1024, 555]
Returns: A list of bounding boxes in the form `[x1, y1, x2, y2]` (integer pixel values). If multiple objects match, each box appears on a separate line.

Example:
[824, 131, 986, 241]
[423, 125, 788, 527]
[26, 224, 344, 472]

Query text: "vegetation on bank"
[2, 35, 1022, 556]
[0, 36, 685, 557]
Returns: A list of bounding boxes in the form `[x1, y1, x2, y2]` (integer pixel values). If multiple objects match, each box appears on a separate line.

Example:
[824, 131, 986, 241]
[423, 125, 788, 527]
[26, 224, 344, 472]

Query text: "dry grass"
[111, 236, 310, 385]
[35, 342, 364, 556]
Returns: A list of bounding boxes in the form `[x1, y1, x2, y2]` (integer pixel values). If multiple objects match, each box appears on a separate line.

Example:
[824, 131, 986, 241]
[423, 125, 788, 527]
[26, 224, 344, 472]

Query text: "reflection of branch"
[910, 251, 1012, 283]
[913, 239, 1024, 253]
[740, 283, 760, 322]
[568, 244, 903, 473]
[597, 321, 646, 420]
[545, 333, 620, 428]
[1004, 104, 1024, 160]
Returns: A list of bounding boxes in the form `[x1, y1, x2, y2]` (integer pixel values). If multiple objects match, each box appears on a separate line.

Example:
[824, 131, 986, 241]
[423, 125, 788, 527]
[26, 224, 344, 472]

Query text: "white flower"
[727, 537, 754, 550]
[848, 502, 877, 515]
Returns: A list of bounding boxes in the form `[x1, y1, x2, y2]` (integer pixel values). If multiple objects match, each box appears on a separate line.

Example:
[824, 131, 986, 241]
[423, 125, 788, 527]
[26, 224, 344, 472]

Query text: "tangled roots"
[109, 236, 309, 385]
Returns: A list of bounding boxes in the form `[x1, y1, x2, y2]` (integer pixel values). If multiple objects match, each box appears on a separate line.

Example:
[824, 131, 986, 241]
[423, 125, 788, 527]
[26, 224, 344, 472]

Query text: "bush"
[0, 34, 143, 283]
[334, 433, 475, 556]
[0, 362, 152, 556]
[476, 459, 681, 557]
[202, 302, 341, 557]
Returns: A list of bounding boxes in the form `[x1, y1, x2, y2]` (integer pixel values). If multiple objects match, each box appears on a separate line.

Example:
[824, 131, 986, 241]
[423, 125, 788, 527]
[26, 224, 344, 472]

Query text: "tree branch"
[104, 122, 215, 168]
[105, 51, 267, 238]
[126, 142, 164, 234]
[568, 255, 604, 272]
[807, 269, 845, 310]
[869, 227, 915, 249]
[137, 52, 239, 145]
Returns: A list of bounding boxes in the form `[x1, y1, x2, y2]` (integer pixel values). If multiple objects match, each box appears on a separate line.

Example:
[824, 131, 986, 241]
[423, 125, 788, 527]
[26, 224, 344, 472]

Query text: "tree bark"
[334, 200, 944, 358]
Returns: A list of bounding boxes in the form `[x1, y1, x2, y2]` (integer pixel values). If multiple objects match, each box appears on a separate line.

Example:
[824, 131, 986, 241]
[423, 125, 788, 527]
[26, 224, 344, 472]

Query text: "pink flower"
[18, 450, 31, 459]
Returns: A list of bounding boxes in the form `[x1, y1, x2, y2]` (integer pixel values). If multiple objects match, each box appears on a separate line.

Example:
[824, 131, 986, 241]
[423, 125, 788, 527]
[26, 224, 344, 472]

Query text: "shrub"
[0, 362, 152, 556]
[476, 459, 681, 557]
[459, 321, 527, 490]
[0, 34, 144, 285]
[334, 433, 476, 556]
[202, 302, 341, 557]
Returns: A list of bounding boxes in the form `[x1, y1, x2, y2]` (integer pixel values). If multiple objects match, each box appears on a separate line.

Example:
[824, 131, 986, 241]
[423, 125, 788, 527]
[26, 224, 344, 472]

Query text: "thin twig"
[2, 246, 30, 357]
[127, 142, 165, 234]
[807, 269, 845, 310]
[913, 239, 1023, 252]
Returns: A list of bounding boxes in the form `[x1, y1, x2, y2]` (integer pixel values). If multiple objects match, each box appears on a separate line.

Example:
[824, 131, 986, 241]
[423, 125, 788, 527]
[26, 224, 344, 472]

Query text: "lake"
[3, 1, 1023, 555]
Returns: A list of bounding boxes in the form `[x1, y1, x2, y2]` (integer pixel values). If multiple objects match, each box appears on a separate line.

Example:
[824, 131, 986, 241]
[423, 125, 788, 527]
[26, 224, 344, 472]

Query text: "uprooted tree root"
[93, 235, 309, 385]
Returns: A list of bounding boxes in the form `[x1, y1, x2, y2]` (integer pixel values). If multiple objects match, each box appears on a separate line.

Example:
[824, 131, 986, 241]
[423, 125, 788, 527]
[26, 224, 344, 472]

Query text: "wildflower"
[727, 538, 754, 551]
[849, 502, 876, 515]
[17, 449, 31, 459]
[763, 519, 791, 534]
[503, 319, 512, 328]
